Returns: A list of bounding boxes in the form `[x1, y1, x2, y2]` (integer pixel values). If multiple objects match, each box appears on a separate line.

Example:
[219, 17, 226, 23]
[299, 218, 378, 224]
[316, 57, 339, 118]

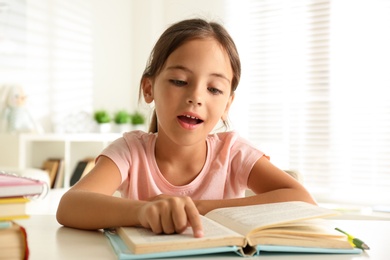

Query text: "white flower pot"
[97, 123, 111, 133]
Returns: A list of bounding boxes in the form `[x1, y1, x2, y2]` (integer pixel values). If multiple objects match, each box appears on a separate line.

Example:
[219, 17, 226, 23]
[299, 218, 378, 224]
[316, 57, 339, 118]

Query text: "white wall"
[91, 0, 133, 113]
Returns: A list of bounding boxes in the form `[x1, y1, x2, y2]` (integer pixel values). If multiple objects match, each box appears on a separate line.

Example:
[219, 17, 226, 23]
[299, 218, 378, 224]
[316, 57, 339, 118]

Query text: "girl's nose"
[186, 86, 203, 106]
[187, 97, 202, 106]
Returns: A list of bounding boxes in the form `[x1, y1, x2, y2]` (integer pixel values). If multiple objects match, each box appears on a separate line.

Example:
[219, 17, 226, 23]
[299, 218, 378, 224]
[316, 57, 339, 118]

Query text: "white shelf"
[0, 133, 121, 188]
[18, 133, 121, 142]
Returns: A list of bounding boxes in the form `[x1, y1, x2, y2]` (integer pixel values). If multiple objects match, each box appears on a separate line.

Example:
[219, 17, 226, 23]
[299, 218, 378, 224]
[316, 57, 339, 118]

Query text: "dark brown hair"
[140, 18, 241, 133]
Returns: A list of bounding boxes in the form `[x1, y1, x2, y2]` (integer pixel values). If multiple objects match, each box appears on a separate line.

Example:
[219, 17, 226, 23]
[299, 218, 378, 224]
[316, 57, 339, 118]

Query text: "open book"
[105, 201, 362, 259]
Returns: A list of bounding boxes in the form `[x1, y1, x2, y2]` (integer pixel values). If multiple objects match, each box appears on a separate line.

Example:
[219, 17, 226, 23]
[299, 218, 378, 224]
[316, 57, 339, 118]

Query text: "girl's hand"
[137, 194, 204, 238]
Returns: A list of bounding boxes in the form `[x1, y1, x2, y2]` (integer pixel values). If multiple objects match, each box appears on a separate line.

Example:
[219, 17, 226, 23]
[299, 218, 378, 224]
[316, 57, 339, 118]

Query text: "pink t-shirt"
[99, 131, 265, 200]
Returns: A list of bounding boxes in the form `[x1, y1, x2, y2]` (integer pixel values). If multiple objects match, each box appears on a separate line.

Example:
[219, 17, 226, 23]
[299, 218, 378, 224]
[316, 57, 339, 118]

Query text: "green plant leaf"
[94, 110, 111, 123]
[114, 110, 131, 124]
[131, 111, 145, 125]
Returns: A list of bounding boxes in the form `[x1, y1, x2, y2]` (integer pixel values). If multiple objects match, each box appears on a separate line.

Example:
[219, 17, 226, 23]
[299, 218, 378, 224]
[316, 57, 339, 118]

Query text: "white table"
[15, 215, 387, 260]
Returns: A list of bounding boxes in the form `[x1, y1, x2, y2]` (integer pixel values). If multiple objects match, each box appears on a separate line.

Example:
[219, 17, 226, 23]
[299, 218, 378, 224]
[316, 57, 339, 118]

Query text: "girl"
[56, 18, 316, 238]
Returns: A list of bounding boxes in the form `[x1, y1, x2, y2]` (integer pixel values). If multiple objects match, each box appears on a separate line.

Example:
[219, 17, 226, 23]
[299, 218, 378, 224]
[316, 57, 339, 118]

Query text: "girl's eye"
[169, 79, 187, 86]
[208, 87, 223, 95]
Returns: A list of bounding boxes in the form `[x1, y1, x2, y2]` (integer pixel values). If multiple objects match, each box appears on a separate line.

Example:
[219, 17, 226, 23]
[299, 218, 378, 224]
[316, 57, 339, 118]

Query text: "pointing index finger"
[185, 204, 204, 238]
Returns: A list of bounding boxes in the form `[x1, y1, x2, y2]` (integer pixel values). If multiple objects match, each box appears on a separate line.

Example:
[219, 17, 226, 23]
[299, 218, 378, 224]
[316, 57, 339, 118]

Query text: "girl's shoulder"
[108, 130, 157, 152]
[207, 131, 257, 150]
[122, 130, 156, 143]
[207, 131, 238, 142]
[207, 131, 250, 145]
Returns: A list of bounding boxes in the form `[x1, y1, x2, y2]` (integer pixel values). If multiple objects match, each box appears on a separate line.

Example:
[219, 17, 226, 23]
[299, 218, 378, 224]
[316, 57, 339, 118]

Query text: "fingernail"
[195, 230, 204, 238]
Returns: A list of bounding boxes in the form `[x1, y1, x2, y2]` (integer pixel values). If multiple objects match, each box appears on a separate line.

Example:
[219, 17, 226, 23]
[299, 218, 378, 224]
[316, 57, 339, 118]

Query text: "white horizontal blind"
[0, 0, 26, 82]
[227, 0, 390, 205]
[0, 0, 94, 132]
[328, 0, 390, 205]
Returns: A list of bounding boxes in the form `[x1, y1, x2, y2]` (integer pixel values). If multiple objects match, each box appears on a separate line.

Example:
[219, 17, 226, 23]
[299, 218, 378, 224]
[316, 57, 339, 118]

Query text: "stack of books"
[0, 170, 47, 259]
[0, 220, 29, 259]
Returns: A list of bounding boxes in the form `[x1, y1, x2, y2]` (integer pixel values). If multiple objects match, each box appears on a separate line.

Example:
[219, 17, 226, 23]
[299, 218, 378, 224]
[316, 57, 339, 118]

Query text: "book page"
[117, 215, 246, 254]
[205, 201, 339, 236]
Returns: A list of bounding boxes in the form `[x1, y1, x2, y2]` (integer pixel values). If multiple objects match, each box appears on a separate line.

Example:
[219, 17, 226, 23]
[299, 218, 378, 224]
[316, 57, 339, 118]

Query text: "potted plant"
[94, 110, 111, 133]
[114, 110, 131, 133]
[131, 111, 146, 131]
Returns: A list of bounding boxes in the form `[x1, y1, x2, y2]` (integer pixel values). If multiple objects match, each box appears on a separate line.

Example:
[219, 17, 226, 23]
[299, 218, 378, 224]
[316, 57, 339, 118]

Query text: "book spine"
[19, 223, 30, 260]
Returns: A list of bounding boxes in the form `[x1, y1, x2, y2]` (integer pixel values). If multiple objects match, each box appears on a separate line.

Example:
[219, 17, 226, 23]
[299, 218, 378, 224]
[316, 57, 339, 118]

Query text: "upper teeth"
[184, 115, 199, 120]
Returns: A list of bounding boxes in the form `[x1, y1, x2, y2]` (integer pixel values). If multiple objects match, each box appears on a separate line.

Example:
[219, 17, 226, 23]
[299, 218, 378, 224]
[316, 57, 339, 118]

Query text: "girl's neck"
[154, 134, 208, 186]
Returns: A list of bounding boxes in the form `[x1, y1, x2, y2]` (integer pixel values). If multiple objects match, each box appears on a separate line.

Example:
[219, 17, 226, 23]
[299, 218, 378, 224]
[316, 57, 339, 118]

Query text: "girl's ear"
[222, 93, 235, 121]
[142, 78, 154, 104]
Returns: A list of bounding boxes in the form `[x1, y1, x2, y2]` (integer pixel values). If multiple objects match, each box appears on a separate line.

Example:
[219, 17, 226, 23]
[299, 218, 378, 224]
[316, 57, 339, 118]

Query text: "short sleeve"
[98, 137, 131, 183]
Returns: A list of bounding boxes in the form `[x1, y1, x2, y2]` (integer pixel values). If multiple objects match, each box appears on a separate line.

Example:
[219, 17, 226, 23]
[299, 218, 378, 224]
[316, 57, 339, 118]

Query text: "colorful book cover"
[0, 171, 48, 198]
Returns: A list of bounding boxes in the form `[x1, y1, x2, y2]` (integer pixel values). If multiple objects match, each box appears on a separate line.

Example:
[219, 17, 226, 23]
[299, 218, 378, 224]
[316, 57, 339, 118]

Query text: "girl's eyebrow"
[166, 65, 231, 84]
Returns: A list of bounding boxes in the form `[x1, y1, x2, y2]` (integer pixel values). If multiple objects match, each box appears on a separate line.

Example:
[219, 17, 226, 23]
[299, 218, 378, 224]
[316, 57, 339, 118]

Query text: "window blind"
[227, 0, 390, 206]
[0, 0, 94, 133]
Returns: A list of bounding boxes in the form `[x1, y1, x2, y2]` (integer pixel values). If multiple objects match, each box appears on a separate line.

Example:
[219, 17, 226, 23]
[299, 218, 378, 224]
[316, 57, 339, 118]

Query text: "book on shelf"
[0, 197, 30, 221]
[70, 158, 95, 186]
[0, 221, 29, 260]
[41, 158, 64, 188]
[105, 201, 362, 259]
[0, 171, 47, 198]
[53, 159, 65, 189]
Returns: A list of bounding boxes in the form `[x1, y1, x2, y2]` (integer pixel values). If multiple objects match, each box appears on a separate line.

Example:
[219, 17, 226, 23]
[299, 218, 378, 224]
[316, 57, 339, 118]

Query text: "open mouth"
[177, 115, 204, 125]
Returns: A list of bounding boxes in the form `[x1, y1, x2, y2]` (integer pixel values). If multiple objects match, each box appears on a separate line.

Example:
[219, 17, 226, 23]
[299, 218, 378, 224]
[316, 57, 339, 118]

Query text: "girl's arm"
[56, 156, 140, 229]
[56, 156, 203, 237]
[195, 156, 317, 215]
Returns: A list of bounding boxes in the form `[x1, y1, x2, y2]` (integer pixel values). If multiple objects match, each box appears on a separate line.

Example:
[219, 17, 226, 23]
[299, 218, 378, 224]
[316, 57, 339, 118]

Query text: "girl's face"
[143, 38, 234, 146]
